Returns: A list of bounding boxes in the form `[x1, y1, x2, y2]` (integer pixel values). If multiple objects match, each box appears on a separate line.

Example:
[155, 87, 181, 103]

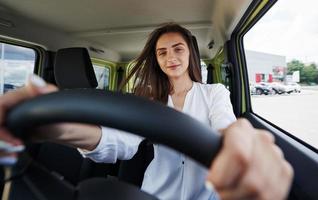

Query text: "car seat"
[36, 47, 119, 184]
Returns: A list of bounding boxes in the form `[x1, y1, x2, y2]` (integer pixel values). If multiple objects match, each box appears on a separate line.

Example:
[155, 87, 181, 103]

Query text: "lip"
[166, 64, 181, 69]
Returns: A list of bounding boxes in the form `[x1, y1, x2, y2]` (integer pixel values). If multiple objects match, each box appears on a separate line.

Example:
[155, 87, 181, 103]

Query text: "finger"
[272, 144, 284, 159]
[277, 160, 294, 199]
[224, 139, 293, 200]
[223, 163, 287, 200]
[1, 75, 47, 108]
[0, 155, 18, 166]
[0, 142, 25, 154]
[26, 74, 58, 95]
[208, 140, 248, 190]
[234, 118, 254, 129]
[227, 135, 274, 200]
[226, 169, 264, 200]
[218, 188, 257, 200]
[0, 128, 22, 145]
[207, 120, 254, 189]
[219, 118, 253, 135]
[282, 160, 294, 182]
[0, 151, 17, 157]
[0, 75, 57, 125]
[258, 130, 275, 143]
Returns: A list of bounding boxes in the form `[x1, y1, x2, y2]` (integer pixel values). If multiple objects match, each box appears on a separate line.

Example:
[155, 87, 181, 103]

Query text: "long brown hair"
[121, 23, 202, 104]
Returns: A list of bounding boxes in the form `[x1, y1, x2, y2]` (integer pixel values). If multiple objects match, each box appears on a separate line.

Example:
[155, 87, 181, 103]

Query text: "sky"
[244, 0, 318, 64]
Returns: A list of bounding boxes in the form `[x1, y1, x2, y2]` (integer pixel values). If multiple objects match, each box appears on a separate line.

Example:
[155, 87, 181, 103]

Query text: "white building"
[245, 50, 286, 83]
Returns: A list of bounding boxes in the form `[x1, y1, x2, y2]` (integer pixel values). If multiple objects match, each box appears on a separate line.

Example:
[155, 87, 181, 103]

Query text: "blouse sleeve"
[79, 126, 143, 163]
[208, 84, 236, 130]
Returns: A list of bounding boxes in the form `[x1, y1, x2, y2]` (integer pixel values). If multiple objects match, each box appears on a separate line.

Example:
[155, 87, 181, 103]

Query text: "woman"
[0, 23, 292, 200]
[83, 23, 237, 199]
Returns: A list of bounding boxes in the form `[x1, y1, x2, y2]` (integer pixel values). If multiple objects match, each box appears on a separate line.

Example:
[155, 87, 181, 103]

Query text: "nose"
[167, 50, 177, 63]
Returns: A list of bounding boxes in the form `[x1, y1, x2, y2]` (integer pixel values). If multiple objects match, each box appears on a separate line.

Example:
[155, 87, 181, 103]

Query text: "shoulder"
[192, 82, 230, 109]
[194, 82, 229, 97]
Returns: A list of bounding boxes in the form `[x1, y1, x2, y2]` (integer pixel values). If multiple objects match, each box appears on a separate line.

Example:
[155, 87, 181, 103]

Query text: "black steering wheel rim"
[6, 89, 222, 168]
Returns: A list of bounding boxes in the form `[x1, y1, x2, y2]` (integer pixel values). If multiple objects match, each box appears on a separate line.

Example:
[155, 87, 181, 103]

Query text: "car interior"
[0, 0, 317, 199]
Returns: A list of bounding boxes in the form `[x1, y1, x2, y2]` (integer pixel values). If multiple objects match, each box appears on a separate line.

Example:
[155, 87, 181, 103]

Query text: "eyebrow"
[156, 42, 186, 52]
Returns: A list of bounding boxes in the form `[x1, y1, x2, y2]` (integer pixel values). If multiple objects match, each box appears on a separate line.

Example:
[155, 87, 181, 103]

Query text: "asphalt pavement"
[251, 88, 318, 149]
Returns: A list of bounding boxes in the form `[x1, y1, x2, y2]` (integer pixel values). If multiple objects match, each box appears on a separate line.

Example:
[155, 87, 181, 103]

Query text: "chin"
[164, 67, 188, 79]
[166, 73, 186, 79]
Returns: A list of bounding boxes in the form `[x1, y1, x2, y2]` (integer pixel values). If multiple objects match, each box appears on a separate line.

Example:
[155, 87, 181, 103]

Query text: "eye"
[175, 47, 184, 53]
[158, 51, 166, 56]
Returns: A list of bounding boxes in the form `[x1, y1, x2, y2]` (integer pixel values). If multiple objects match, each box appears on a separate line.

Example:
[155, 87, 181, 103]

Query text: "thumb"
[0, 75, 57, 125]
[26, 75, 58, 95]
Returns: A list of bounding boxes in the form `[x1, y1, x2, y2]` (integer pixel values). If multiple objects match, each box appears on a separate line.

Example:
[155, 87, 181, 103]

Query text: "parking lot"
[251, 87, 318, 149]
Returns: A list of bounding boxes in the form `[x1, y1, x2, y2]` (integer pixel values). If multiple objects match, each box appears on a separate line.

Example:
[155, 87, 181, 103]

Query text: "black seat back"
[34, 47, 118, 185]
[54, 47, 97, 89]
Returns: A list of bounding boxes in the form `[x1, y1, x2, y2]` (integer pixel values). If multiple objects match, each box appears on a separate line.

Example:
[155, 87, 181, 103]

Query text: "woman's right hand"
[0, 75, 58, 165]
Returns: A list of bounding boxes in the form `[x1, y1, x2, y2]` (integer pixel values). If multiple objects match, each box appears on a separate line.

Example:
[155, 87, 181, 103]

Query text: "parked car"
[249, 82, 256, 94]
[270, 82, 294, 94]
[269, 82, 286, 94]
[286, 82, 301, 93]
[3, 83, 17, 93]
[253, 82, 273, 95]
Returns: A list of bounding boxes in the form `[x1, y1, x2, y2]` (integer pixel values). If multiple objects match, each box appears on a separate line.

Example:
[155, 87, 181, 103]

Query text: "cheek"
[157, 57, 166, 71]
[182, 53, 190, 68]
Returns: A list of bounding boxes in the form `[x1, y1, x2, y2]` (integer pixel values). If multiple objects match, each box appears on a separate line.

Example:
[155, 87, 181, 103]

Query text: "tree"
[303, 63, 318, 84]
[287, 60, 318, 84]
[287, 60, 304, 75]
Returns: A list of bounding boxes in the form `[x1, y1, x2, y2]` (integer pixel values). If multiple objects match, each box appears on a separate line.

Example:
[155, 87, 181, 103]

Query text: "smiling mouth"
[167, 64, 180, 69]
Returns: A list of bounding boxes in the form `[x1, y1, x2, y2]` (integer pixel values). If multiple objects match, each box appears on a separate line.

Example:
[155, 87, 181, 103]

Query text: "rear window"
[201, 61, 208, 84]
[93, 64, 110, 90]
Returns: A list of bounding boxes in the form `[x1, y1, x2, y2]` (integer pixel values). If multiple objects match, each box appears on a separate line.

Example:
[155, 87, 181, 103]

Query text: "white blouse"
[81, 82, 236, 200]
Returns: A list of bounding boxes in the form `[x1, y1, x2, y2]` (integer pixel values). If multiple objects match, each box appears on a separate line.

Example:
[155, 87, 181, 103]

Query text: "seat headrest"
[54, 48, 98, 89]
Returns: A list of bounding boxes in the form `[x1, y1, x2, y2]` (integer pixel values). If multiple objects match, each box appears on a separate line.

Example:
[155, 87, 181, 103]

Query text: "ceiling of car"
[0, 0, 252, 62]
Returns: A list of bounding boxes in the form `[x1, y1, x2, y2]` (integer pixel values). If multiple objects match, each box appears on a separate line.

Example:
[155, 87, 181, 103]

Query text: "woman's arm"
[0, 75, 102, 151]
[208, 84, 236, 131]
[33, 123, 102, 151]
[0, 75, 101, 157]
[0, 75, 142, 164]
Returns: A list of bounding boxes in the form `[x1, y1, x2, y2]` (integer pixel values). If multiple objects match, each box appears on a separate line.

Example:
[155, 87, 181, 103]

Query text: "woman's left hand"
[206, 118, 293, 200]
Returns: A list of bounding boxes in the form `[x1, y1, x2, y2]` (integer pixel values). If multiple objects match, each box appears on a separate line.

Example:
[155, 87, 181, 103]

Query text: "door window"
[0, 43, 36, 94]
[244, 0, 318, 148]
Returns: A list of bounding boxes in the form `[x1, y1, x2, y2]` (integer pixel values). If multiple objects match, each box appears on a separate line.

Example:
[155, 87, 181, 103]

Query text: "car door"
[226, 0, 318, 199]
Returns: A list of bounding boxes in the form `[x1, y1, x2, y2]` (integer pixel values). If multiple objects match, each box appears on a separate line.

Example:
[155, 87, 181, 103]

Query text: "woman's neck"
[170, 75, 193, 95]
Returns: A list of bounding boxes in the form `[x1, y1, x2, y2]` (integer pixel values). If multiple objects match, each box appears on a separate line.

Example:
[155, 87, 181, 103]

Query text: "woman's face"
[155, 32, 190, 79]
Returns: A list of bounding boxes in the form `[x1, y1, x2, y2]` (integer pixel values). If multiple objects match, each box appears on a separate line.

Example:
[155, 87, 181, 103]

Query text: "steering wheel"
[5, 89, 222, 200]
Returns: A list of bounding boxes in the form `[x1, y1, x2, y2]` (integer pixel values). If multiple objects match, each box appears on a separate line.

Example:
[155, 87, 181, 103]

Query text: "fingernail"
[29, 74, 46, 88]
[205, 181, 215, 191]
[0, 156, 18, 166]
[0, 141, 25, 153]
[5, 145, 25, 153]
